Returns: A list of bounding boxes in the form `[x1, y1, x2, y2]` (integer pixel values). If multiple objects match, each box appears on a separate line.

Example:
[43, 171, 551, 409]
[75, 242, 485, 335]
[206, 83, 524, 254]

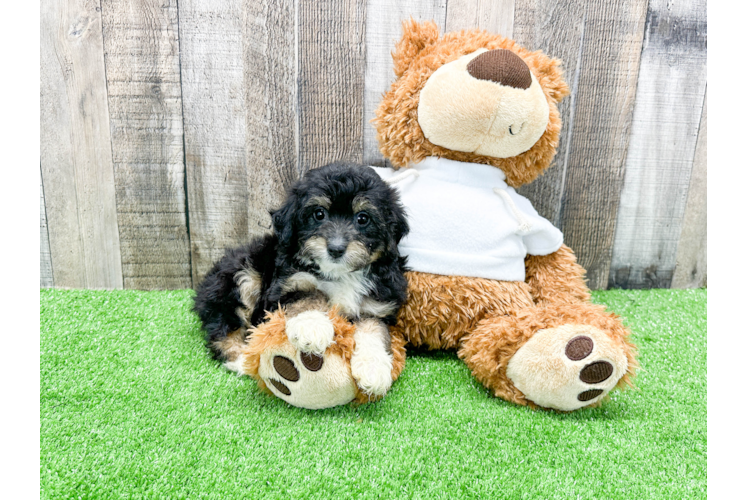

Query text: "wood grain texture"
[297, 0, 366, 171]
[363, 1, 447, 167]
[179, 0, 251, 284]
[180, 0, 298, 284]
[101, 0, 191, 290]
[38, 0, 708, 291]
[40, 170, 54, 288]
[243, 0, 298, 236]
[41, 0, 123, 289]
[445, 0, 514, 37]
[609, 0, 707, 289]
[554, 0, 648, 290]
[513, 0, 586, 226]
[672, 91, 707, 289]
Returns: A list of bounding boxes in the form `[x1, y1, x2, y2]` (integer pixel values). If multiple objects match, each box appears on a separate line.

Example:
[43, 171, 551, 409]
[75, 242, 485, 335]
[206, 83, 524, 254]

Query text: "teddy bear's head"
[374, 20, 570, 188]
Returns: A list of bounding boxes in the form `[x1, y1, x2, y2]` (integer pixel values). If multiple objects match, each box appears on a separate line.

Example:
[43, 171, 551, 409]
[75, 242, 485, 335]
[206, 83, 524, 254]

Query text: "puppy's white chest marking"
[318, 269, 374, 317]
[282, 270, 374, 317]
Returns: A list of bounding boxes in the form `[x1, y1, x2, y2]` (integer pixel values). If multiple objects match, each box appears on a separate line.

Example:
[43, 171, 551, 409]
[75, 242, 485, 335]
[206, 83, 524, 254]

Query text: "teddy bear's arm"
[524, 244, 591, 307]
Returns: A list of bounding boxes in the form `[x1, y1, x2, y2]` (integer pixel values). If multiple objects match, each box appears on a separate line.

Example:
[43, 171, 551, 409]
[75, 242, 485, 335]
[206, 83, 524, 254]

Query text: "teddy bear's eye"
[509, 123, 525, 136]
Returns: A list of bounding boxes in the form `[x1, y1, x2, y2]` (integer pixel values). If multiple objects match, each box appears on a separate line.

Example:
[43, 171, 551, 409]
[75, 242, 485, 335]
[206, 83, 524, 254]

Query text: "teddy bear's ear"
[392, 19, 440, 78]
[531, 55, 571, 104]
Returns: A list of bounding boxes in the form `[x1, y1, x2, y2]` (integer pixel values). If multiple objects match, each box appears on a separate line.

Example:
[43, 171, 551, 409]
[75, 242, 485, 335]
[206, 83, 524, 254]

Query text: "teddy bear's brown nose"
[467, 49, 532, 90]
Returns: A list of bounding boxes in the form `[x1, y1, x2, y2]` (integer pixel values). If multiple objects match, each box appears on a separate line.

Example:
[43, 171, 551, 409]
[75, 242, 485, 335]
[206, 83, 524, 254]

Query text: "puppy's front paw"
[351, 356, 393, 397]
[286, 310, 336, 355]
[351, 320, 394, 397]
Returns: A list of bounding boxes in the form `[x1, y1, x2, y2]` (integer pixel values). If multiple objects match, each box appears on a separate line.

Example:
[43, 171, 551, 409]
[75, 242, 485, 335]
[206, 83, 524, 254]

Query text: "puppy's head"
[272, 162, 408, 278]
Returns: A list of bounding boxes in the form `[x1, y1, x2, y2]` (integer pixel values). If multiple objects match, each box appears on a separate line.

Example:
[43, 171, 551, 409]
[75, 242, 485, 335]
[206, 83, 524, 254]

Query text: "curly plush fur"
[266, 162, 409, 325]
[192, 233, 278, 360]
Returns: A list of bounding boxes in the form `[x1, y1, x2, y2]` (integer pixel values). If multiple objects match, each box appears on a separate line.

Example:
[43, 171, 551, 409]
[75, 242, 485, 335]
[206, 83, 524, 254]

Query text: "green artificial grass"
[41, 288, 706, 499]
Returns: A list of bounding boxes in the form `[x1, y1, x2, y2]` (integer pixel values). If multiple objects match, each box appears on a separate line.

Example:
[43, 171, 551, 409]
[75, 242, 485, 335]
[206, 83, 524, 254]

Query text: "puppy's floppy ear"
[392, 204, 409, 244]
[386, 200, 409, 256]
[270, 190, 299, 249]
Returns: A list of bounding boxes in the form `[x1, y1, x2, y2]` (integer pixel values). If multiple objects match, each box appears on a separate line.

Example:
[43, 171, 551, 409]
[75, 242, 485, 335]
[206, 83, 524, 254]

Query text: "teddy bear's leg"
[242, 297, 407, 409]
[524, 244, 593, 306]
[459, 302, 636, 411]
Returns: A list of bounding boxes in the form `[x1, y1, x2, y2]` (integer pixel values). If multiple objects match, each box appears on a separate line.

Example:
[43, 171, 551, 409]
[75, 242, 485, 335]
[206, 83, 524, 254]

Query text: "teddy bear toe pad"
[506, 325, 627, 411]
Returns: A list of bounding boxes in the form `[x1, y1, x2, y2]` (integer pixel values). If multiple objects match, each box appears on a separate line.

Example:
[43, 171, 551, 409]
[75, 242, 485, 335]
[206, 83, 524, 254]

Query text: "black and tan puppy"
[193, 162, 409, 397]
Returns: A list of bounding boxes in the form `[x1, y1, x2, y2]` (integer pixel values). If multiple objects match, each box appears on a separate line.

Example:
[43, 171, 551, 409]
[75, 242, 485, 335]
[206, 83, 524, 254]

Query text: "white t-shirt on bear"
[372, 157, 563, 282]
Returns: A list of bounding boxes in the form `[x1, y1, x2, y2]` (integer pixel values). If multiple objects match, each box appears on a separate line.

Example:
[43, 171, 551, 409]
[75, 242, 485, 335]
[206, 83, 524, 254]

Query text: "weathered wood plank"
[40, 169, 54, 288]
[672, 91, 707, 289]
[243, 0, 298, 235]
[513, 0, 586, 226]
[297, 0, 366, 171]
[100, 0, 191, 290]
[180, 0, 248, 284]
[609, 0, 708, 289]
[363, 1, 447, 167]
[445, 0, 514, 37]
[180, 0, 298, 284]
[554, 1, 648, 290]
[41, 0, 123, 289]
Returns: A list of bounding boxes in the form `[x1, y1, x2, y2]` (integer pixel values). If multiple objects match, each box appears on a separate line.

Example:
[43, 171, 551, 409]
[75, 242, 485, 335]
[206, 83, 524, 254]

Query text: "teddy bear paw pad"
[506, 325, 627, 411]
[273, 355, 300, 381]
[268, 378, 292, 396]
[300, 352, 324, 371]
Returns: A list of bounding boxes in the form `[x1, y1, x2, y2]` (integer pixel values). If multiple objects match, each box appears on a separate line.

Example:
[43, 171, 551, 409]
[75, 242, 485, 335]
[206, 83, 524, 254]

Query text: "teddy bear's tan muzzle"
[417, 48, 550, 159]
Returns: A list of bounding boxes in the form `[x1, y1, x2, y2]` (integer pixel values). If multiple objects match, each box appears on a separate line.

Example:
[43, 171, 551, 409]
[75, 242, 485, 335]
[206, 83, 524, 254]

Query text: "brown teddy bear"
[241, 20, 637, 411]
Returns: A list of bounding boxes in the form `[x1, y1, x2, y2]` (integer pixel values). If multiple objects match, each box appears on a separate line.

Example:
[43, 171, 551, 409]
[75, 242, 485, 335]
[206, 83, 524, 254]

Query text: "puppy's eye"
[355, 212, 370, 227]
[313, 208, 326, 221]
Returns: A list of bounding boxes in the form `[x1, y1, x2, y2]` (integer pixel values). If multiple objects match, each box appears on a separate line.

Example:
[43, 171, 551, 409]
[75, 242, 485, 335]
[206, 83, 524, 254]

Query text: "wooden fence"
[40, 0, 707, 291]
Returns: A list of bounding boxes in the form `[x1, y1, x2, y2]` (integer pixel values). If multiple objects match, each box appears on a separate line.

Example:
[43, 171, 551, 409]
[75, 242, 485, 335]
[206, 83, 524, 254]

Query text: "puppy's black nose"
[327, 242, 347, 259]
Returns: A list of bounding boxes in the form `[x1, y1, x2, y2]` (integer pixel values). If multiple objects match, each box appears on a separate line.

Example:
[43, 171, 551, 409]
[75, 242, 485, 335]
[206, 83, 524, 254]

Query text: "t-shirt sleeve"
[507, 189, 564, 256]
[522, 220, 564, 256]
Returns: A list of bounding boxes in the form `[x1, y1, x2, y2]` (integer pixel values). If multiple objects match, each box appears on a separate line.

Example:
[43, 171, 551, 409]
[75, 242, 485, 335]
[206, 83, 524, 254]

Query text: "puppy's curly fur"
[193, 162, 409, 361]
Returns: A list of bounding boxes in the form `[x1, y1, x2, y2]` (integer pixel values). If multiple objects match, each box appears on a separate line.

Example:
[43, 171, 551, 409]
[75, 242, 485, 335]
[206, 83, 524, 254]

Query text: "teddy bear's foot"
[459, 303, 636, 411]
[506, 324, 628, 411]
[257, 337, 358, 410]
[252, 310, 358, 410]
[243, 302, 407, 409]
